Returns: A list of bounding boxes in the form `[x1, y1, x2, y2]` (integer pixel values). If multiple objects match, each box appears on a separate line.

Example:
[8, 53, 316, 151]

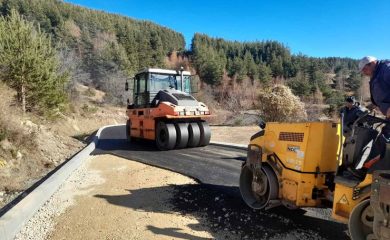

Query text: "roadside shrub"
[257, 84, 307, 122]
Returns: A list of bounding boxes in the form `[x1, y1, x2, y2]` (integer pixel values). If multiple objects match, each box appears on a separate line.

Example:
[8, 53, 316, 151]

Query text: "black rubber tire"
[126, 120, 131, 143]
[156, 121, 177, 150]
[187, 122, 201, 148]
[174, 123, 189, 149]
[197, 121, 211, 147]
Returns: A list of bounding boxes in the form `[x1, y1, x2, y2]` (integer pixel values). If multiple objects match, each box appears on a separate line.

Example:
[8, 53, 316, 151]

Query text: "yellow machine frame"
[332, 175, 372, 223]
[250, 122, 339, 205]
[240, 113, 390, 240]
[244, 121, 371, 222]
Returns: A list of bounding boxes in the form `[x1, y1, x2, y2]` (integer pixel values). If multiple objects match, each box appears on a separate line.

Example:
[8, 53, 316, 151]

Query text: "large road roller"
[240, 112, 390, 239]
[125, 68, 211, 150]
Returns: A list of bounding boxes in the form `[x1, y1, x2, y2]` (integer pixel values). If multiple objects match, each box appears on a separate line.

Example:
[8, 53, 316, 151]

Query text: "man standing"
[340, 96, 364, 136]
[359, 56, 390, 169]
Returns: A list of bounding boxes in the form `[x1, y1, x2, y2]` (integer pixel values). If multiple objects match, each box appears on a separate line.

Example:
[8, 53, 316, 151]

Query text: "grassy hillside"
[0, 0, 185, 105]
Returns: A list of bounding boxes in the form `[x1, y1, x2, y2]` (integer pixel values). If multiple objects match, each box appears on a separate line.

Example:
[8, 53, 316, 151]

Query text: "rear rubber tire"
[187, 122, 201, 148]
[156, 122, 177, 150]
[198, 121, 211, 147]
[175, 123, 189, 149]
[126, 120, 131, 143]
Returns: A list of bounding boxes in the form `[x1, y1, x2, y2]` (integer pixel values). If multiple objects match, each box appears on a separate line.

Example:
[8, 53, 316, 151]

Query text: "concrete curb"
[0, 124, 246, 240]
[0, 125, 116, 240]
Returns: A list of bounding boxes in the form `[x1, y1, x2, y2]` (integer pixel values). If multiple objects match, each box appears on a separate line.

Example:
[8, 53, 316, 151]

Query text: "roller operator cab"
[239, 113, 390, 240]
[125, 68, 211, 150]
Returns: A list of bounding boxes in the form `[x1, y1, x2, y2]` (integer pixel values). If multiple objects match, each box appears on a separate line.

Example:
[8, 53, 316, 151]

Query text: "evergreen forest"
[0, 0, 366, 120]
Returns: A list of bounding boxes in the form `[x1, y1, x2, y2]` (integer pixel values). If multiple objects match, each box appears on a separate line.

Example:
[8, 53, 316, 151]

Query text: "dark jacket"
[340, 105, 364, 131]
[370, 60, 390, 115]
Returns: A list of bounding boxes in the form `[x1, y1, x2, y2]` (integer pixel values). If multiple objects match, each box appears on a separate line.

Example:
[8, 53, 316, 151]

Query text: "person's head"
[359, 56, 377, 77]
[345, 96, 355, 109]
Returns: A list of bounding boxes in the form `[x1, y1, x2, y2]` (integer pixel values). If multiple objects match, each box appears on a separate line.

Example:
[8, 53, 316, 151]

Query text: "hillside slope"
[0, 83, 126, 210]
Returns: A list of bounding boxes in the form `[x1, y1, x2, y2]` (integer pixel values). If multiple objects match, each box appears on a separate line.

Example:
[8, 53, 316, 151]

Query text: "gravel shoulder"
[51, 154, 231, 240]
[17, 154, 234, 240]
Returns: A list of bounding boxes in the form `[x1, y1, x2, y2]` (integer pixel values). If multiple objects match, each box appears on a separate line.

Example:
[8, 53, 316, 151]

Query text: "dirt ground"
[49, 155, 233, 240]
[210, 126, 259, 145]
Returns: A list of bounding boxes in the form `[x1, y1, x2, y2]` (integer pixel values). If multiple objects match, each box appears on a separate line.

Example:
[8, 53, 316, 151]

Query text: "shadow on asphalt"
[95, 138, 160, 152]
[93, 125, 160, 153]
[221, 156, 246, 162]
[94, 184, 348, 240]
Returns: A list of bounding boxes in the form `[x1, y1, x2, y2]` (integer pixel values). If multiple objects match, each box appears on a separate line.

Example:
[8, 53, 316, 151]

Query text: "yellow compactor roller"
[240, 113, 390, 240]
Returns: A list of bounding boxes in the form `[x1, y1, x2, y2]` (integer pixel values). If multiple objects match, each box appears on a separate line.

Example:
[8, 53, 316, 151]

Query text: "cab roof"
[136, 68, 191, 76]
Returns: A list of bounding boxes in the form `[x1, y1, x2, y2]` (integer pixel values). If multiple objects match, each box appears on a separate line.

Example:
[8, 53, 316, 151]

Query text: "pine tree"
[345, 71, 362, 93]
[150, 31, 164, 67]
[243, 51, 258, 81]
[258, 62, 272, 85]
[0, 9, 68, 113]
[230, 57, 245, 81]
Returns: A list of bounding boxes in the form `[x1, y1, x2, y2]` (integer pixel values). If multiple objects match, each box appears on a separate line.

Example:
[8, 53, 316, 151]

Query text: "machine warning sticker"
[296, 150, 304, 159]
[338, 194, 349, 205]
[287, 145, 300, 152]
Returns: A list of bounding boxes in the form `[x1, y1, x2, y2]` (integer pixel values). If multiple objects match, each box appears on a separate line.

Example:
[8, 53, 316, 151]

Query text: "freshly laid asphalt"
[93, 125, 245, 194]
[92, 125, 348, 240]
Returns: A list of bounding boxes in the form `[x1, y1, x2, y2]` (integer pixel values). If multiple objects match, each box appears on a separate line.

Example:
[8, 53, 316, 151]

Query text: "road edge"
[0, 125, 116, 240]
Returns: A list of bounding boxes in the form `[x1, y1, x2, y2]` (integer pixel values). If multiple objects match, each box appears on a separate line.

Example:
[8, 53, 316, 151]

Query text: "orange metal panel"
[128, 108, 156, 140]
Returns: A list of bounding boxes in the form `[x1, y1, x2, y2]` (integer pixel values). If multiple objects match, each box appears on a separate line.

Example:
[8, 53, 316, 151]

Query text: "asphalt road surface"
[92, 125, 348, 240]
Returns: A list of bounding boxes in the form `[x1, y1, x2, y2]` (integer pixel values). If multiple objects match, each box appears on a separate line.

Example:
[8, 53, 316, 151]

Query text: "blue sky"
[65, 0, 389, 59]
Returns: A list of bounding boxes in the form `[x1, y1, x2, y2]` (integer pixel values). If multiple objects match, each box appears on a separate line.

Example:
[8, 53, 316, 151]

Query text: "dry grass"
[0, 83, 36, 149]
[0, 83, 42, 192]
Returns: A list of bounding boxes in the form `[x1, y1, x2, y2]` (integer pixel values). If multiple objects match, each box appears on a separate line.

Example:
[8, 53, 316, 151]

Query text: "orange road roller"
[125, 68, 211, 150]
